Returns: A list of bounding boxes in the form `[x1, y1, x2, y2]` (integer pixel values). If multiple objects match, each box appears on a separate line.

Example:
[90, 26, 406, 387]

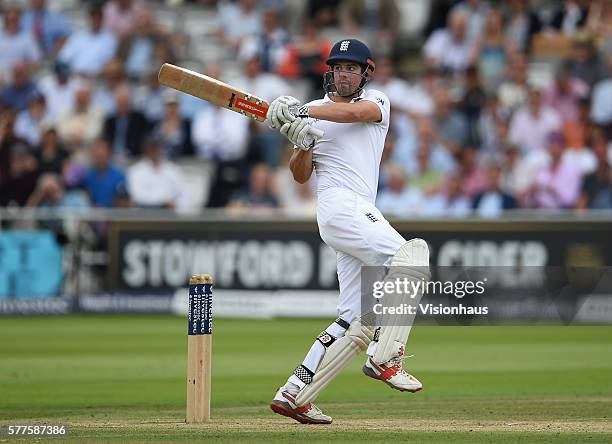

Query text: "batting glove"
[267, 96, 301, 129]
[280, 117, 315, 150]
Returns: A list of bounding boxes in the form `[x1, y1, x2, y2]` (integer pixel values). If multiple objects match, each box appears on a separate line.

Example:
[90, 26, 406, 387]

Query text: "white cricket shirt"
[308, 89, 390, 203]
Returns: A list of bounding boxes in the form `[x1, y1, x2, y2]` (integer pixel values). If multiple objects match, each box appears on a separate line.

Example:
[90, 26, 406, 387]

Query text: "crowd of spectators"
[0, 0, 611, 218]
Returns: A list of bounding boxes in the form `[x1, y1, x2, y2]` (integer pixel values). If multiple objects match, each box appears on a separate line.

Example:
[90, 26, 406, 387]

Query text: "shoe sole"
[270, 400, 332, 425]
[362, 365, 423, 393]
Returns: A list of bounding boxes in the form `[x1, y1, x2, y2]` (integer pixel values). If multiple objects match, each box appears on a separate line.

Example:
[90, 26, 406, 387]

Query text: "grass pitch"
[0, 315, 611, 443]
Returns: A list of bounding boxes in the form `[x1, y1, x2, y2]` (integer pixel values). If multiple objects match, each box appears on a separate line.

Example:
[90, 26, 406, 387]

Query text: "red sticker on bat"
[233, 97, 268, 119]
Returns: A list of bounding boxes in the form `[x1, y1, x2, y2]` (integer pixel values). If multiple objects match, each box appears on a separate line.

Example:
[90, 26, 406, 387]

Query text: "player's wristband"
[289, 105, 309, 118]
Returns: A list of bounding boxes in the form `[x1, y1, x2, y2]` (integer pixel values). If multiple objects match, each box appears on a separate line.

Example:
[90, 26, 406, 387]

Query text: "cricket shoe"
[270, 387, 332, 424]
[362, 341, 423, 393]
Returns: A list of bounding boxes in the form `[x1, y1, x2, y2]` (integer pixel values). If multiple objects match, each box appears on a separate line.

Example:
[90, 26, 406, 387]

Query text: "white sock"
[367, 340, 377, 357]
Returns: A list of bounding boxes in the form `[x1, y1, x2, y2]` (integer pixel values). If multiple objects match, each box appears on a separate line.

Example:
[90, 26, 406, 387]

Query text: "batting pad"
[372, 238, 430, 364]
[295, 318, 373, 406]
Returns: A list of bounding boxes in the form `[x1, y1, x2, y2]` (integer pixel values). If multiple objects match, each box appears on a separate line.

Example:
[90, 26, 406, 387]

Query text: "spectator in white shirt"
[127, 136, 187, 210]
[377, 163, 425, 218]
[217, 0, 261, 52]
[38, 60, 81, 120]
[423, 9, 475, 74]
[0, 7, 41, 78]
[508, 88, 562, 154]
[57, 82, 103, 150]
[58, 5, 118, 77]
[14, 91, 49, 147]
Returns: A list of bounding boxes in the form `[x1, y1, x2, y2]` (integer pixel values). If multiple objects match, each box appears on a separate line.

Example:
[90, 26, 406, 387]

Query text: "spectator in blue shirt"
[58, 5, 117, 77]
[21, 0, 72, 57]
[83, 139, 126, 207]
[0, 63, 40, 113]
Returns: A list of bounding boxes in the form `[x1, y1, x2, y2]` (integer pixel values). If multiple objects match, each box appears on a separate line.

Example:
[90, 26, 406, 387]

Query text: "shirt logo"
[365, 212, 378, 223]
[339, 40, 350, 51]
[376, 97, 385, 106]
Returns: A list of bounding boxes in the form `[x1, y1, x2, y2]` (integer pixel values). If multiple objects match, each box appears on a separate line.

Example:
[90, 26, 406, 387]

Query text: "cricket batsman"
[266, 39, 430, 424]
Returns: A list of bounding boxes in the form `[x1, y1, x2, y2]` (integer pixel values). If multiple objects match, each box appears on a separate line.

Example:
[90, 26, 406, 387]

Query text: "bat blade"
[158, 63, 269, 121]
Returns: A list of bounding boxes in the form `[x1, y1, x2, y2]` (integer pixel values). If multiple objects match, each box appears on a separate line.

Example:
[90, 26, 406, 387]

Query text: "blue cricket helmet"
[324, 39, 375, 96]
[326, 39, 376, 76]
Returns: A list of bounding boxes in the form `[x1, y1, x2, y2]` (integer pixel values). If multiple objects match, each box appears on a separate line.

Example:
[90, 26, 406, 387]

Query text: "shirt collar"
[322, 90, 366, 103]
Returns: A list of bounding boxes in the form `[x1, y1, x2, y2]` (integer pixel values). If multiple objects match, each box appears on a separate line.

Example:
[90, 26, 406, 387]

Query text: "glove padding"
[280, 117, 315, 150]
[267, 96, 301, 129]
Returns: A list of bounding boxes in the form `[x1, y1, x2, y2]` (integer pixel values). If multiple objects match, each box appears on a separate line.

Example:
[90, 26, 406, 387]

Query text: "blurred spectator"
[565, 32, 608, 88]
[562, 96, 591, 150]
[550, 0, 589, 35]
[585, 1, 612, 43]
[92, 60, 126, 115]
[26, 172, 89, 209]
[460, 67, 487, 147]
[217, 0, 261, 52]
[0, 6, 41, 77]
[307, 0, 341, 28]
[473, 163, 517, 217]
[121, 11, 165, 81]
[508, 88, 562, 154]
[473, 9, 514, 93]
[149, 90, 191, 159]
[102, 84, 148, 158]
[376, 163, 424, 217]
[403, 118, 456, 176]
[35, 125, 70, 176]
[578, 131, 611, 209]
[459, 146, 488, 199]
[339, 0, 399, 54]
[58, 5, 118, 77]
[0, 110, 25, 184]
[38, 60, 81, 119]
[235, 56, 290, 166]
[543, 62, 589, 123]
[0, 63, 39, 113]
[0, 140, 38, 206]
[83, 139, 126, 207]
[368, 57, 434, 116]
[102, 0, 149, 39]
[277, 20, 331, 98]
[14, 91, 49, 146]
[192, 98, 249, 207]
[451, 0, 490, 43]
[423, 9, 475, 74]
[590, 51, 612, 137]
[227, 163, 279, 211]
[276, 150, 317, 216]
[57, 82, 103, 150]
[21, 0, 71, 57]
[525, 132, 582, 209]
[411, 143, 446, 195]
[424, 174, 472, 217]
[504, 0, 542, 53]
[590, 169, 612, 209]
[238, 8, 289, 73]
[433, 90, 469, 155]
[497, 52, 528, 114]
[134, 69, 166, 123]
[127, 137, 187, 209]
[478, 94, 509, 156]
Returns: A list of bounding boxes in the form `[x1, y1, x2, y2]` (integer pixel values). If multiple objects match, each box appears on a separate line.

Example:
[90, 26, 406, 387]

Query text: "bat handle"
[304, 127, 324, 148]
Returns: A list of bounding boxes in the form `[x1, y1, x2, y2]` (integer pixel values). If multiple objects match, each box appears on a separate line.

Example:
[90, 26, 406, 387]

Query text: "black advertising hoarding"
[108, 219, 612, 292]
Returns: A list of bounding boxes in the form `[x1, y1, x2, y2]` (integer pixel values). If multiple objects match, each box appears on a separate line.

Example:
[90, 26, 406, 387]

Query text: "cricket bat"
[158, 63, 323, 144]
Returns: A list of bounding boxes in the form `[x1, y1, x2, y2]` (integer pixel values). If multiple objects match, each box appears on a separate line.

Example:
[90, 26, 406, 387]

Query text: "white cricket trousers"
[317, 187, 406, 323]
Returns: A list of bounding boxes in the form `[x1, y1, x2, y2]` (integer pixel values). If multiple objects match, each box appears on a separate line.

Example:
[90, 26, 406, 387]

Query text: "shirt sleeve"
[363, 89, 390, 126]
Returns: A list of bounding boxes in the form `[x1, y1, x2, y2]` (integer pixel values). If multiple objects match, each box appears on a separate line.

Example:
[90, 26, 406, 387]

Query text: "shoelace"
[389, 353, 415, 374]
